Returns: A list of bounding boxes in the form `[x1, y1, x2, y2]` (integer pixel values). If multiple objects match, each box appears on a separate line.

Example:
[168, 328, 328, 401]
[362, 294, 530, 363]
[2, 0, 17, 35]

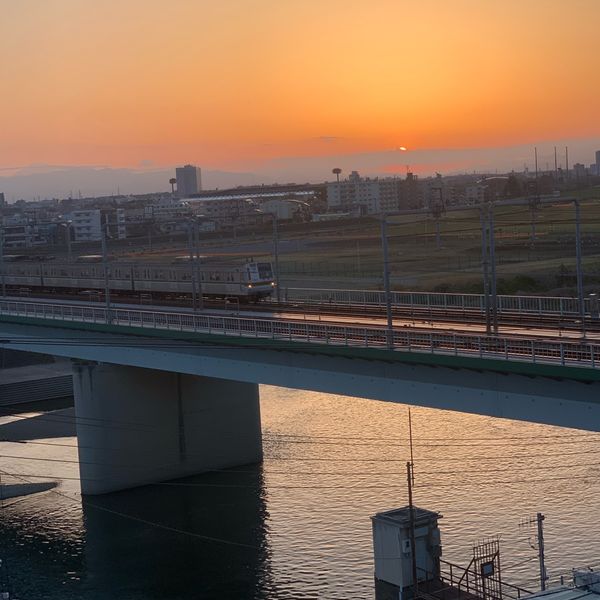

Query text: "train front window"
[257, 262, 273, 280]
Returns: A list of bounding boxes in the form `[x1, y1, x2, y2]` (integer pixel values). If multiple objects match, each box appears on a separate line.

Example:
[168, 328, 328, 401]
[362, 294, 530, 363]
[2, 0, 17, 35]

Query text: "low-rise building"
[327, 171, 401, 214]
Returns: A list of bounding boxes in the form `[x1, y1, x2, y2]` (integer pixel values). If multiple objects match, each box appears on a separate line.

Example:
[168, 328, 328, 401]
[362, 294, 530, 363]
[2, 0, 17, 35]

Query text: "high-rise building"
[596, 150, 600, 173]
[175, 164, 202, 197]
[0, 192, 5, 208]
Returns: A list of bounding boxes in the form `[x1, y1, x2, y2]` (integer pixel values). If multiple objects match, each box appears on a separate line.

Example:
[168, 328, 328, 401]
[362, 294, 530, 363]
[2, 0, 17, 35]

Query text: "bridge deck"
[1, 298, 599, 382]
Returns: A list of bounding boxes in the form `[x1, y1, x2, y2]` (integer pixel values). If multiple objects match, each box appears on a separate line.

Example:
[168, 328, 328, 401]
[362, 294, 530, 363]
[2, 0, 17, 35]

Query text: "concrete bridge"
[1, 298, 600, 495]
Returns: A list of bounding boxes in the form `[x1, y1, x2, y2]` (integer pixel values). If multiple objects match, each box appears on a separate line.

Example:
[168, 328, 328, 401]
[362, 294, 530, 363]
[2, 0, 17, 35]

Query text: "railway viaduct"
[1, 298, 600, 495]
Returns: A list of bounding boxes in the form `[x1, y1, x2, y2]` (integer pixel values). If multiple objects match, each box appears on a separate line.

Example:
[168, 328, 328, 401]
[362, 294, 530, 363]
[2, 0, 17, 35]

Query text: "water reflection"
[81, 465, 272, 600]
[1, 387, 600, 599]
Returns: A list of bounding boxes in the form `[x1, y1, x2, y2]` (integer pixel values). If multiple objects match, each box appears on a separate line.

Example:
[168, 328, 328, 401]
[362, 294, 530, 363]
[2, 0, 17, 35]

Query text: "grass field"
[117, 190, 600, 295]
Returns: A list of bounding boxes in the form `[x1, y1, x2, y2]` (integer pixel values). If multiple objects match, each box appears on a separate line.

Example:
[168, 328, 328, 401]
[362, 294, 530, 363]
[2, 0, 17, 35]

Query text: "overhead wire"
[2, 406, 599, 447]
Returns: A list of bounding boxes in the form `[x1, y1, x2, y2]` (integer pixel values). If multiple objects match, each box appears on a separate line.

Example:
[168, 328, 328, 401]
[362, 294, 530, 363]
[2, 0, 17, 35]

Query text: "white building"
[465, 184, 487, 205]
[327, 171, 400, 214]
[144, 197, 191, 222]
[69, 209, 126, 242]
[175, 165, 202, 197]
[259, 198, 309, 221]
[185, 196, 261, 226]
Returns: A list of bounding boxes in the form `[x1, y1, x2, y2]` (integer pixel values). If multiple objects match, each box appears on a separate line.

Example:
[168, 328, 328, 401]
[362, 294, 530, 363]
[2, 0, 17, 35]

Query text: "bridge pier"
[72, 362, 262, 495]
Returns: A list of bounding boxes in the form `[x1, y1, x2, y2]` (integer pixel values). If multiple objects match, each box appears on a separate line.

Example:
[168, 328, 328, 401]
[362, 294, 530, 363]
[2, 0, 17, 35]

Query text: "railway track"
[5, 288, 598, 334]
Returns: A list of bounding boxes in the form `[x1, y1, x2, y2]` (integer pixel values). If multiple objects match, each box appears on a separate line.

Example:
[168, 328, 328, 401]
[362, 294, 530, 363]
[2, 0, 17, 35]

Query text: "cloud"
[316, 136, 343, 143]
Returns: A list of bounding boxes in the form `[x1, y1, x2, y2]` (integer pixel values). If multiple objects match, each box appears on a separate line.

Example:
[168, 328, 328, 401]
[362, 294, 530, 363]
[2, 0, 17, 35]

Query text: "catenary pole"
[272, 215, 281, 303]
[380, 214, 394, 349]
[574, 200, 585, 336]
[187, 221, 197, 311]
[480, 207, 492, 335]
[101, 221, 112, 324]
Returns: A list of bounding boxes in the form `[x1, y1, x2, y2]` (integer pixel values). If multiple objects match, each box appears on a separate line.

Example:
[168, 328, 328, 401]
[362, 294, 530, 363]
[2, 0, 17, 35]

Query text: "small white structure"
[371, 506, 442, 597]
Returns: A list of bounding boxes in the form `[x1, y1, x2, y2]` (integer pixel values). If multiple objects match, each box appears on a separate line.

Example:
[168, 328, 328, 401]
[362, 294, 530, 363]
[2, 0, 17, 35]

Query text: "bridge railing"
[1, 299, 598, 370]
[281, 288, 588, 316]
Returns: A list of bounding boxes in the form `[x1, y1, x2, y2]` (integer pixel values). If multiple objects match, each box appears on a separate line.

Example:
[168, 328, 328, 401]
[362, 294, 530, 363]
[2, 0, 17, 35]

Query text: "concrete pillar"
[72, 362, 262, 495]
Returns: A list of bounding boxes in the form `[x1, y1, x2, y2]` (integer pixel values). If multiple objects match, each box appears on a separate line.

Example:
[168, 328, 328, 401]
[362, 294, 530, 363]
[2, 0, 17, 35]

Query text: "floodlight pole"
[380, 214, 394, 349]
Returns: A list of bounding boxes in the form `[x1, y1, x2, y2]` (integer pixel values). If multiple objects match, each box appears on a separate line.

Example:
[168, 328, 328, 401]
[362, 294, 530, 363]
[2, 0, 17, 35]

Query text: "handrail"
[417, 560, 533, 600]
[0, 298, 599, 371]
[283, 287, 592, 317]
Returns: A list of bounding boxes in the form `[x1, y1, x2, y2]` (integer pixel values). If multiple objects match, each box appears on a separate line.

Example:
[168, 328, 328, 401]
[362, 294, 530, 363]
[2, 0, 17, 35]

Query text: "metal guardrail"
[418, 560, 533, 600]
[283, 288, 591, 317]
[0, 299, 599, 370]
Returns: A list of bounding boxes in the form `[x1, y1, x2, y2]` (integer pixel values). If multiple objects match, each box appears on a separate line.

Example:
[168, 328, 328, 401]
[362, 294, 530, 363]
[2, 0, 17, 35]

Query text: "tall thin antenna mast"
[407, 461, 418, 598]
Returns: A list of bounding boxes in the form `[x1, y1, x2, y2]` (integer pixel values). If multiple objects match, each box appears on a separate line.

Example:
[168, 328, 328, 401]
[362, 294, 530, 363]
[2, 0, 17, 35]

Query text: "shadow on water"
[1, 465, 273, 600]
[0, 406, 76, 440]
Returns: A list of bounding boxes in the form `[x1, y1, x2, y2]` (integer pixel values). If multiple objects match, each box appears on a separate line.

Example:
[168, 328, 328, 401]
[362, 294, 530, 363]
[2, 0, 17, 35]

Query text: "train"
[1, 258, 276, 302]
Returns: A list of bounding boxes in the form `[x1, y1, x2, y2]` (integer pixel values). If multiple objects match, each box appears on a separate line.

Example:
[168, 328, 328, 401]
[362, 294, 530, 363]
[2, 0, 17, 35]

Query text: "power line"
[3, 407, 598, 448]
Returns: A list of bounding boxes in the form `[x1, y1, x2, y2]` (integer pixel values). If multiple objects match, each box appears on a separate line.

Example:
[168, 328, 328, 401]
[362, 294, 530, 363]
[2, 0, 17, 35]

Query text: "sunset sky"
[1, 0, 599, 181]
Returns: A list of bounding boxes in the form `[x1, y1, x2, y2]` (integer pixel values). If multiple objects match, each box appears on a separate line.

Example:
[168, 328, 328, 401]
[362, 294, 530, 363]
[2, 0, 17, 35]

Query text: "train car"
[1, 260, 276, 302]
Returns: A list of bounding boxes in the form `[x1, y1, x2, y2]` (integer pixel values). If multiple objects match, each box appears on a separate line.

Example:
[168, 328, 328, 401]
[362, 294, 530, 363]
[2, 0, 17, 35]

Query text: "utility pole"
[380, 215, 394, 349]
[64, 220, 73, 262]
[407, 461, 419, 598]
[574, 200, 585, 336]
[0, 226, 5, 298]
[272, 216, 281, 303]
[537, 513, 548, 591]
[187, 221, 198, 311]
[101, 221, 112, 324]
[480, 208, 492, 335]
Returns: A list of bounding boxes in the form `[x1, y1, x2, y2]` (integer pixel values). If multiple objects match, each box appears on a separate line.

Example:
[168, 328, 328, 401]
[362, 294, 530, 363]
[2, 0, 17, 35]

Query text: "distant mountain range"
[0, 166, 264, 202]
[2, 137, 598, 202]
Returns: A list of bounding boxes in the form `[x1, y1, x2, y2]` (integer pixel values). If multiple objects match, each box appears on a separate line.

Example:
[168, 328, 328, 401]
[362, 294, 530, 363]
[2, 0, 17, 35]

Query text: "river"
[1, 386, 599, 599]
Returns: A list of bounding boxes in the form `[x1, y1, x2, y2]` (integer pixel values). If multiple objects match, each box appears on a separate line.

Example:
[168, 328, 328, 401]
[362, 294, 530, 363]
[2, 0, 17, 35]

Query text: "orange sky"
[1, 0, 599, 170]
